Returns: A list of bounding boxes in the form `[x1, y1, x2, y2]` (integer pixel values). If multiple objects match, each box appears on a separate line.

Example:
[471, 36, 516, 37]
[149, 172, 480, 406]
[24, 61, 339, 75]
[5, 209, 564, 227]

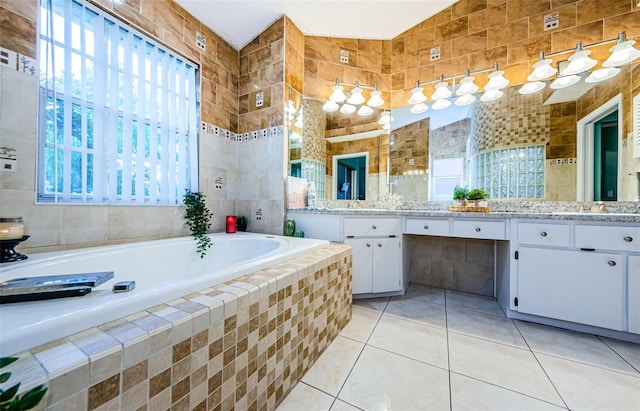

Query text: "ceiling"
[174, 0, 459, 51]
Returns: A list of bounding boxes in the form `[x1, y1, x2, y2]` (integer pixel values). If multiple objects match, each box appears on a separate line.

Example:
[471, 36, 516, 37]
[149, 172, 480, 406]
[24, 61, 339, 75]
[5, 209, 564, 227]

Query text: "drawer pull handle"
[475, 227, 481, 232]
[624, 236, 633, 243]
[366, 243, 371, 248]
[540, 231, 547, 237]
[608, 260, 616, 267]
[372, 225, 377, 230]
[424, 225, 429, 230]
[377, 243, 383, 248]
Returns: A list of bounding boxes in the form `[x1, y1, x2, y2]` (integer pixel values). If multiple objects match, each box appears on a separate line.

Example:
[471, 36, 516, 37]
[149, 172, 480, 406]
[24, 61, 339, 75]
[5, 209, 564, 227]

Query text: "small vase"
[466, 200, 476, 207]
[453, 199, 464, 207]
[476, 200, 488, 207]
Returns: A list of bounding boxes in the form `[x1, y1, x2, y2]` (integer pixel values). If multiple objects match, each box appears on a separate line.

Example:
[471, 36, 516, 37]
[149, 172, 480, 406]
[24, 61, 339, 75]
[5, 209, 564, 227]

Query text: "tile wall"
[2, 243, 352, 411]
[390, 118, 430, 176]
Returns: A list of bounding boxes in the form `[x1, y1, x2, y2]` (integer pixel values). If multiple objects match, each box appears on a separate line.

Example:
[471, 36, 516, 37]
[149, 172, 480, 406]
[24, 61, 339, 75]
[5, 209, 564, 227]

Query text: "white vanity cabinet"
[344, 217, 403, 296]
[511, 220, 638, 334]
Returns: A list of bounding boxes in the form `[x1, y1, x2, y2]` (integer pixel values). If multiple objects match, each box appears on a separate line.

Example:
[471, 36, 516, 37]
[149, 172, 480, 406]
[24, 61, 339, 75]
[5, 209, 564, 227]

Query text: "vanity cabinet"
[511, 220, 638, 334]
[344, 217, 402, 296]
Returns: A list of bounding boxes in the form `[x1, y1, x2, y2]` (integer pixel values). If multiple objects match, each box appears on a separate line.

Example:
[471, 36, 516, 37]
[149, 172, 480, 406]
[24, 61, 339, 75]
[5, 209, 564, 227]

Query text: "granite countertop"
[288, 207, 640, 223]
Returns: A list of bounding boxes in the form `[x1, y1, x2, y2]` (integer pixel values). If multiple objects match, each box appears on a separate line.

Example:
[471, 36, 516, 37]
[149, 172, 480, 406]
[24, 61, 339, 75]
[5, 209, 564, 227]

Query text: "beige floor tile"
[352, 296, 390, 313]
[394, 283, 445, 305]
[338, 346, 450, 411]
[447, 306, 527, 348]
[384, 297, 447, 329]
[516, 321, 639, 375]
[448, 333, 564, 406]
[302, 335, 364, 396]
[537, 353, 640, 411]
[450, 373, 567, 411]
[276, 382, 334, 411]
[329, 399, 362, 411]
[445, 290, 504, 317]
[368, 315, 448, 369]
[339, 306, 381, 343]
[601, 337, 640, 372]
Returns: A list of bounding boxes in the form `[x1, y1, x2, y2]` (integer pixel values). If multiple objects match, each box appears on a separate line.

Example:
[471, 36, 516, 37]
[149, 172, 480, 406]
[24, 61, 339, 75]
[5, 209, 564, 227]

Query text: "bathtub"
[0, 233, 329, 356]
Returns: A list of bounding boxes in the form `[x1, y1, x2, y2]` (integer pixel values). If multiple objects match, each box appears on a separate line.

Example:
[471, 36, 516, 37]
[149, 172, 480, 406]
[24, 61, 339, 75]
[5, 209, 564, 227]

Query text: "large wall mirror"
[388, 62, 640, 203]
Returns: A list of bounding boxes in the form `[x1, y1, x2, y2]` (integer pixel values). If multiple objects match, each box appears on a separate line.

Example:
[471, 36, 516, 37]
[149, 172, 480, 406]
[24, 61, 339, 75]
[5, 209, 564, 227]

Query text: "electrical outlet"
[0, 47, 17, 69]
[256, 92, 264, 107]
[214, 177, 223, 190]
[409, 158, 415, 166]
[0, 158, 17, 172]
[340, 49, 349, 64]
[544, 12, 559, 30]
[430, 46, 441, 61]
[195, 32, 206, 51]
[255, 209, 263, 221]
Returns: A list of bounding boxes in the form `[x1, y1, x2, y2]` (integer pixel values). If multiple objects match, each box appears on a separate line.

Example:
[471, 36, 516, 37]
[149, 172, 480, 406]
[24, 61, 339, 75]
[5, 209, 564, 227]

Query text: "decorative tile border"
[2, 244, 352, 411]
[200, 122, 284, 143]
[0, 47, 37, 76]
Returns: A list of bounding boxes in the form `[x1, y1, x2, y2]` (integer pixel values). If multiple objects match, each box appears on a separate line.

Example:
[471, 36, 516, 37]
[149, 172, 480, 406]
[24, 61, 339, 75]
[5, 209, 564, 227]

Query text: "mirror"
[388, 62, 640, 202]
[289, 95, 389, 200]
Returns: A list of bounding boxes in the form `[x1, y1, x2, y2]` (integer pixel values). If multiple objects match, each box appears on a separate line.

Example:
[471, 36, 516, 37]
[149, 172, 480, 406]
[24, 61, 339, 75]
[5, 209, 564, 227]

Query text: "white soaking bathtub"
[0, 233, 329, 356]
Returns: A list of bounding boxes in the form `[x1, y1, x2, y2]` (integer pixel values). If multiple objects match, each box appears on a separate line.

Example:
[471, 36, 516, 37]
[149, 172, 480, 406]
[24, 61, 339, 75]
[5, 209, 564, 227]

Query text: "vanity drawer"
[518, 222, 570, 247]
[405, 218, 450, 236]
[344, 218, 401, 237]
[575, 225, 640, 252]
[452, 219, 506, 240]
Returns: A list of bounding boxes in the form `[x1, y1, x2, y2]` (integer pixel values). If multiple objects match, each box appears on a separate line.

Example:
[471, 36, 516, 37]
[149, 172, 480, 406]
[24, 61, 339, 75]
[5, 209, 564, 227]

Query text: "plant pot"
[466, 200, 475, 207]
[476, 200, 488, 207]
[453, 199, 464, 206]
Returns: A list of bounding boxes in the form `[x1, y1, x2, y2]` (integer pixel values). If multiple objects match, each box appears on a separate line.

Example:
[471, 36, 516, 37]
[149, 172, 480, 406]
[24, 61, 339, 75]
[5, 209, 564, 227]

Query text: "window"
[430, 158, 463, 201]
[38, 0, 199, 204]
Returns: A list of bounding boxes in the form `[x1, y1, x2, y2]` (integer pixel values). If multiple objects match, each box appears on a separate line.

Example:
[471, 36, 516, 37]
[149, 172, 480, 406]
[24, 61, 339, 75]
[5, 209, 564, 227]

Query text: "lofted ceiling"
[174, 0, 459, 51]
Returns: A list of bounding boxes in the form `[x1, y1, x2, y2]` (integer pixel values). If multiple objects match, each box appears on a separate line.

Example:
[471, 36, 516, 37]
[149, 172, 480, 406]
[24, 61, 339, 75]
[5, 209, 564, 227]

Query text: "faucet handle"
[599, 202, 607, 213]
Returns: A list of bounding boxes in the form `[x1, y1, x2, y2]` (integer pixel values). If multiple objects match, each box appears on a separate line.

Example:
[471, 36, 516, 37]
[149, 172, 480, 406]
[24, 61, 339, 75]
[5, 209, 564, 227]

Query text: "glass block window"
[302, 159, 325, 199]
[472, 145, 545, 199]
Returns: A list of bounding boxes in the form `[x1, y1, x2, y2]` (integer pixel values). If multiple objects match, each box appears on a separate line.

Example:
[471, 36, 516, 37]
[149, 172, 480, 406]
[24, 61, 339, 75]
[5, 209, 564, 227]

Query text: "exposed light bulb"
[519, 81, 546, 95]
[561, 42, 597, 75]
[410, 103, 428, 114]
[408, 81, 427, 105]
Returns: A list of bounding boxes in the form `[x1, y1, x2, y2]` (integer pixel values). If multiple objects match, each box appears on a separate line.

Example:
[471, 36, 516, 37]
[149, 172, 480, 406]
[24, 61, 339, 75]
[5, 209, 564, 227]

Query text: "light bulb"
[357, 105, 374, 116]
[585, 67, 620, 83]
[339, 103, 356, 114]
[456, 69, 479, 96]
[519, 81, 546, 95]
[455, 94, 476, 106]
[431, 75, 452, 100]
[528, 52, 556, 81]
[408, 81, 427, 104]
[410, 103, 428, 114]
[550, 74, 581, 89]
[603, 37, 640, 67]
[432, 99, 451, 110]
[322, 100, 339, 112]
[485, 63, 510, 90]
[561, 42, 597, 75]
[346, 83, 366, 105]
[329, 78, 347, 102]
[367, 89, 384, 107]
[480, 89, 504, 102]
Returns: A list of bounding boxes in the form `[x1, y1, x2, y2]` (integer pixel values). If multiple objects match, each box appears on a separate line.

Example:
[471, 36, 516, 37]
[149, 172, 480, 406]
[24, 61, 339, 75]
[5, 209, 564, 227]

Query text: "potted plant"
[236, 215, 249, 232]
[452, 185, 469, 206]
[467, 188, 489, 207]
[183, 190, 213, 258]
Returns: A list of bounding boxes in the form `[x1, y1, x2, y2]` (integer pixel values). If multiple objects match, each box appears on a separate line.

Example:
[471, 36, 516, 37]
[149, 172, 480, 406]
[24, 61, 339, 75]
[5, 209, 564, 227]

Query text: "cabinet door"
[517, 247, 624, 331]
[629, 255, 640, 334]
[344, 238, 373, 294]
[372, 238, 402, 293]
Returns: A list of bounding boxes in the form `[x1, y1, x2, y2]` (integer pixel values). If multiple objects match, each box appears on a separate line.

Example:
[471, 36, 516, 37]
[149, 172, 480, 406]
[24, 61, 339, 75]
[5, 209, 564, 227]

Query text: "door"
[593, 112, 618, 201]
[372, 238, 401, 293]
[344, 238, 373, 294]
[517, 247, 624, 330]
[629, 255, 640, 334]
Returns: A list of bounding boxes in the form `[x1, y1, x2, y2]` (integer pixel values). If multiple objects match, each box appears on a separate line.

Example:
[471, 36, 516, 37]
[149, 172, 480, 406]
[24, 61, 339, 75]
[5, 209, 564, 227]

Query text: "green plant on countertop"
[236, 215, 249, 232]
[0, 357, 48, 410]
[452, 185, 469, 200]
[183, 190, 213, 258]
[284, 219, 296, 236]
[467, 188, 489, 201]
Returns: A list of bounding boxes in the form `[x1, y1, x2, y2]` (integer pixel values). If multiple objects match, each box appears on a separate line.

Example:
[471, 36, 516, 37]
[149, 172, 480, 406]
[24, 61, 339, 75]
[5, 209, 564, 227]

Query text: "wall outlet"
[195, 32, 206, 51]
[214, 176, 224, 190]
[409, 158, 415, 165]
[256, 92, 264, 107]
[340, 49, 349, 64]
[544, 12, 559, 30]
[430, 46, 441, 61]
[255, 209, 263, 221]
[0, 158, 17, 172]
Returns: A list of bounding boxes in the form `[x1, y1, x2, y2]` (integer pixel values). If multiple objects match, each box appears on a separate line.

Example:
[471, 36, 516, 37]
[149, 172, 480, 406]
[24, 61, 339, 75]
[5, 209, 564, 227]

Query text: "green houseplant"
[183, 190, 213, 258]
[452, 185, 469, 206]
[236, 215, 249, 232]
[467, 188, 489, 207]
[0, 357, 47, 410]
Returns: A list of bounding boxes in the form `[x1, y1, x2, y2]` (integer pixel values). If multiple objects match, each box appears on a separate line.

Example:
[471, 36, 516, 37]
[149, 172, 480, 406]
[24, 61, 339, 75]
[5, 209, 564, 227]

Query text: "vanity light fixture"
[561, 42, 597, 76]
[410, 103, 428, 114]
[603, 32, 640, 67]
[322, 100, 339, 112]
[480, 88, 504, 102]
[408, 81, 427, 105]
[527, 52, 557, 81]
[329, 79, 347, 102]
[323, 78, 385, 114]
[519, 81, 546, 95]
[357, 105, 374, 116]
[455, 69, 479, 96]
[339, 103, 356, 115]
[585, 67, 621, 83]
[455, 93, 476, 106]
[431, 75, 452, 100]
[432, 98, 451, 110]
[550, 66, 581, 89]
[367, 84, 384, 107]
[484, 63, 510, 91]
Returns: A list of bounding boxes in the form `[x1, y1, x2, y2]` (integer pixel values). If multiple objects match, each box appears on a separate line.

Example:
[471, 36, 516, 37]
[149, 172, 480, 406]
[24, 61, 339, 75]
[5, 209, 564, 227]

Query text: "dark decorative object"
[236, 215, 249, 232]
[0, 236, 29, 264]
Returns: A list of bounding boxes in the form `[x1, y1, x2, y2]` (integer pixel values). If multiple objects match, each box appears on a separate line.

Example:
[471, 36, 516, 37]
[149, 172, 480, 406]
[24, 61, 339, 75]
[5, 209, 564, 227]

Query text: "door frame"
[332, 152, 368, 200]
[576, 94, 623, 201]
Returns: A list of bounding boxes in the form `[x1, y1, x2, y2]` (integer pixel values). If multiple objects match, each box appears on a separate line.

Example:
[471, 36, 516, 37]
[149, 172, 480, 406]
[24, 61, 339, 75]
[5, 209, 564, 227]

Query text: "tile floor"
[278, 284, 640, 411]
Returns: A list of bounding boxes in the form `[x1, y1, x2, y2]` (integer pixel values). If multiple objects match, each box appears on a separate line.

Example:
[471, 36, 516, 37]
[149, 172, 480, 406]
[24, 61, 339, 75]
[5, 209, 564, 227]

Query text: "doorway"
[333, 152, 368, 200]
[577, 94, 623, 202]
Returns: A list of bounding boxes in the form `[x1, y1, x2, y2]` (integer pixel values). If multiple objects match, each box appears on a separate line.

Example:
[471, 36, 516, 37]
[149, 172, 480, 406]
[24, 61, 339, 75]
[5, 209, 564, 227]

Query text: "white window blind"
[38, 0, 199, 204]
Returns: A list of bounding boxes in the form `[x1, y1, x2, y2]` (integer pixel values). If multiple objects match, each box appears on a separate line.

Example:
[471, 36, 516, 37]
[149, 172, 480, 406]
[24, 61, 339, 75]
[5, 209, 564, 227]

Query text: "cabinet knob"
[372, 225, 377, 230]
[624, 236, 633, 243]
[424, 225, 429, 230]
[540, 231, 547, 237]
[475, 227, 481, 232]
[366, 243, 371, 248]
[377, 243, 383, 248]
[608, 260, 616, 267]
